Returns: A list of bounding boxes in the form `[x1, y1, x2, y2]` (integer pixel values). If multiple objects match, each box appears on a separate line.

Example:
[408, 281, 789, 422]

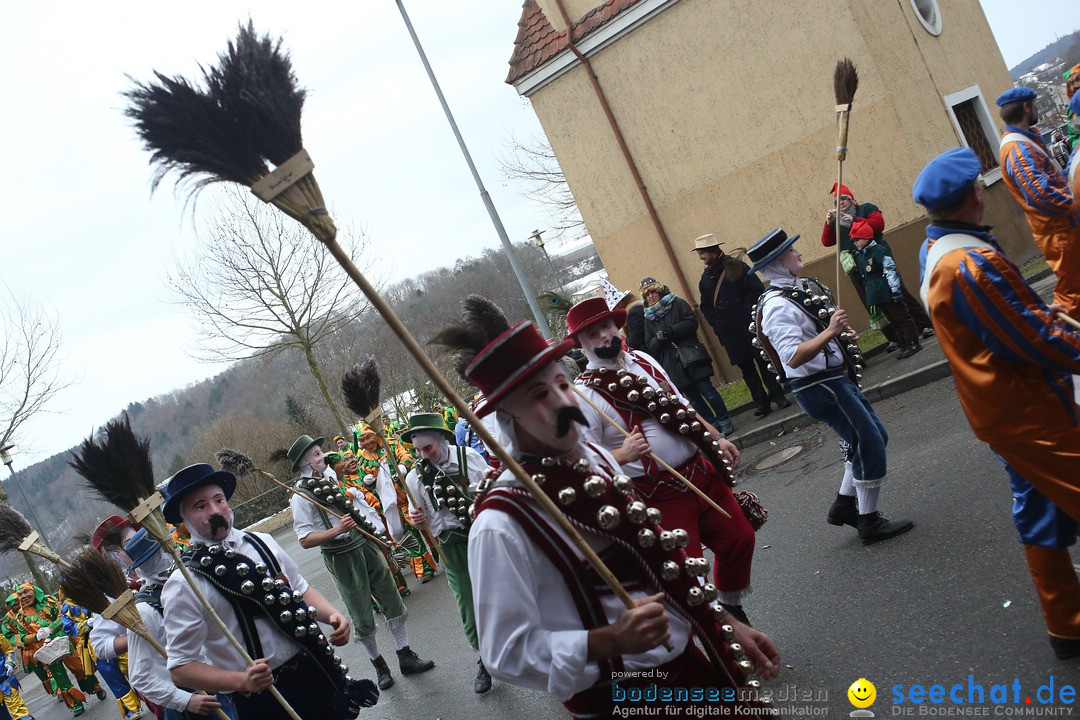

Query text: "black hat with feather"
[430, 295, 574, 417]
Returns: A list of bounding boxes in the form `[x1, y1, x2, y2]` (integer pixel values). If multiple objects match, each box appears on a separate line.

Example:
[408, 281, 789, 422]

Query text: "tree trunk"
[302, 344, 349, 432]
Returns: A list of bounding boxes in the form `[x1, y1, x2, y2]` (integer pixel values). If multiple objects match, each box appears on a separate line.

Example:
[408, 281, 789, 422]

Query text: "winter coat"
[624, 303, 648, 353]
[853, 241, 902, 308]
[643, 295, 714, 389]
[698, 258, 764, 366]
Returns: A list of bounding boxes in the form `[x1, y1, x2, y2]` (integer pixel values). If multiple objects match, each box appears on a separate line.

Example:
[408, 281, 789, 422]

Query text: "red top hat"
[91, 515, 141, 550]
[566, 297, 627, 339]
[465, 322, 575, 417]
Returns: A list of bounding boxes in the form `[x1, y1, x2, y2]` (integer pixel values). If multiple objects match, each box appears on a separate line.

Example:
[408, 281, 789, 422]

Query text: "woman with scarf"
[640, 277, 734, 436]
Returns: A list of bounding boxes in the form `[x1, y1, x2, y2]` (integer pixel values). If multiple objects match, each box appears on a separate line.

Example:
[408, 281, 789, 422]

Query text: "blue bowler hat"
[995, 86, 1036, 107]
[748, 228, 800, 274]
[912, 147, 981, 211]
[162, 463, 236, 524]
[123, 528, 161, 571]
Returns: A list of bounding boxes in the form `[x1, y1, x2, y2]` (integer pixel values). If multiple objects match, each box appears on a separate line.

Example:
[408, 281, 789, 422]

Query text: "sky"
[1, 0, 1078, 468]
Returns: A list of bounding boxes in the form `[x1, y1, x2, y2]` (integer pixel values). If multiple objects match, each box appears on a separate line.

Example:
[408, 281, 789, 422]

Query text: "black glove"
[655, 330, 667, 342]
[342, 678, 380, 717]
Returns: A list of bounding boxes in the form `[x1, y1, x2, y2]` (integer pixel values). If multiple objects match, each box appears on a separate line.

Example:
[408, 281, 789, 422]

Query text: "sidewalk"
[726, 269, 1056, 451]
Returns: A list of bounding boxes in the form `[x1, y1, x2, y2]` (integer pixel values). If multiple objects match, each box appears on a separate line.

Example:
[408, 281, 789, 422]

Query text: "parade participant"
[821, 182, 934, 348]
[752, 228, 914, 544]
[997, 86, 1080, 318]
[3, 584, 96, 716]
[401, 413, 492, 693]
[693, 233, 791, 416]
[356, 425, 438, 583]
[287, 435, 434, 690]
[160, 463, 379, 720]
[1067, 92, 1080, 201]
[453, 407, 489, 464]
[914, 146, 1080, 659]
[325, 436, 352, 468]
[567, 296, 760, 625]
[849, 218, 922, 358]
[0, 635, 32, 720]
[58, 595, 119, 715]
[86, 612, 146, 720]
[432, 296, 779, 717]
[123, 528, 237, 720]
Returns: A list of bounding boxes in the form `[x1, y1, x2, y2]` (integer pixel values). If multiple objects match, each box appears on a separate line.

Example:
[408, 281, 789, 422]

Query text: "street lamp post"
[530, 229, 565, 292]
[0, 445, 51, 588]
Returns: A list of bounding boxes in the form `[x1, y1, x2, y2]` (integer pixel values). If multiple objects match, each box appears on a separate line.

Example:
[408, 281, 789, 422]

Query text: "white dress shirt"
[577, 351, 697, 477]
[405, 446, 488, 537]
[163, 528, 309, 672]
[88, 613, 123, 662]
[291, 466, 386, 541]
[129, 599, 194, 711]
[468, 443, 691, 701]
[760, 276, 846, 378]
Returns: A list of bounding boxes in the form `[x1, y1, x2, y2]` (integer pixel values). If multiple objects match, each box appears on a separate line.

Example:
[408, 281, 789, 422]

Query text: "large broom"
[70, 415, 302, 720]
[60, 548, 231, 720]
[215, 447, 392, 553]
[833, 58, 859, 306]
[341, 358, 443, 564]
[0, 503, 72, 570]
[124, 22, 648, 632]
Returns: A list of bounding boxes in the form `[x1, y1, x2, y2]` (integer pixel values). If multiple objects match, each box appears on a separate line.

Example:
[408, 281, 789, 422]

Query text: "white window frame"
[943, 86, 1002, 185]
[909, 0, 942, 36]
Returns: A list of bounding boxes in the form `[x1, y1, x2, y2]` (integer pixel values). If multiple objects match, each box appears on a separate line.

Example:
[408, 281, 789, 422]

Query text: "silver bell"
[236, 563, 250, 577]
[607, 382, 619, 392]
[223, 547, 237, 559]
[279, 610, 293, 624]
[729, 642, 744, 656]
[670, 528, 689, 548]
[265, 594, 277, 606]
[619, 375, 634, 388]
[199, 556, 213, 567]
[647, 402, 658, 412]
[531, 473, 546, 485]
[261, 577, 275, 591]
[612, 475, 634, 494]
[658, 396, 670, 407]
[626, 501, 648, 524]
[339, 664, 349, 676]
[626, 390, 640, 402]
[274, 579, 287, 590]
[207, 545, 222, 556]
[309, 622, 319, 634]
[255, 563, 268, 575]
[295, 608, 308, 622]
[686, 587, 705, 607]
[641, 387, 655, 400]
[686, 407, 696, 419]
[661, 561, 680, 581]
[241, 581, 255, 595]
[659, 531, 676, 551]
[279, 591, 292, 605]
[583, 476, 606, 498]
[294, 626, 307, 639]
[646, 507, 662, 525]
[738, 659, 753, 672]
[678, 423, 690, 435]
[702, 583, 719, 602]
[558, 487, 577, 506]
[572, 458, 590, 473]
[597, 505, 620, 530]
[659, 413, 671, 424]
[637, 528, 656, 548]
[766, 363, 776, 373]
[213, 565, 228, 577]
[541, 457, 557, 467]
[675, 409, 687, 420]
[817, 308, 828, 319]
[720, 623, 735, 641]
[690, 421, 701, 432]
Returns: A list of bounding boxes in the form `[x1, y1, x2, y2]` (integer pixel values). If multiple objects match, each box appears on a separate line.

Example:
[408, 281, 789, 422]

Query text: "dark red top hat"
[91, 515, 142, 550]
[565, 297, 627, 340]
[465, 321, 575, 417]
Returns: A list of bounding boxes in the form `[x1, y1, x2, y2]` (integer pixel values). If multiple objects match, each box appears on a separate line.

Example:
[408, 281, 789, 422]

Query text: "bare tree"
[168, 188, 369, 430]
[0, 292, 70, 451]
[499, 132, 586, 239]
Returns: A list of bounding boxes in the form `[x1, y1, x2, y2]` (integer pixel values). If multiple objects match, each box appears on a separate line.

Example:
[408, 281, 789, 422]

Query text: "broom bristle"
[216, 448, 256, 478]
[60, 549, 130, 615]
[341, 358, 381, 418]
[69, 415, 157, 512]
[834, 58, 859, 106]
[461, 295, 511, 341]
[0, 504, 33, 554]
[430, 295, 512, 381]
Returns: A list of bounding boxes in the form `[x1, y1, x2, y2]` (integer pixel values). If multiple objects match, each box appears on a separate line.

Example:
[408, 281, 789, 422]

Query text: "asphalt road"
[17, 377, 1080, 718]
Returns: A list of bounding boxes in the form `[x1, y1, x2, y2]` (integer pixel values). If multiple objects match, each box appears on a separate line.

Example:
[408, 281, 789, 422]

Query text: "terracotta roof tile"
[506, 0, 644, 85]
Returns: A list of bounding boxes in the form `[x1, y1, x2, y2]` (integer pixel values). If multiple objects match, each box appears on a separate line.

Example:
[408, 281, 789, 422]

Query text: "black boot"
[858, 512, 914, 545]
[396, 646, 435, 675]
[827, 493, 859, 528]
[474, 658, 492, 694]
[719, 603, 751, 626]
[752, 401, 771, 417]
[1050, 635, 1080, 660]
[371, 655, 394, 690]
[772, 395, 791, 409]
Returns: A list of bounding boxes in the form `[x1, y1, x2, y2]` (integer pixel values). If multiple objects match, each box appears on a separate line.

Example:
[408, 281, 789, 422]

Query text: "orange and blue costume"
[999, 124, 1080, 317]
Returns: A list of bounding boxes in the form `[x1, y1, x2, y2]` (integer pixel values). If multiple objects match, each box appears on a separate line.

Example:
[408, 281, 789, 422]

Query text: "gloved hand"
[363, 474, 376, 487]
[35, 627, 51, 641]
[655, 330, 667, 342]
[398, 464, 408, 477]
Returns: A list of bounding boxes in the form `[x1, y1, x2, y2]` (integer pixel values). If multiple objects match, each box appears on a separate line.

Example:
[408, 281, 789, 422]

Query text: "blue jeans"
[789, 371, 887, 485]
[680, 377, 732, 429]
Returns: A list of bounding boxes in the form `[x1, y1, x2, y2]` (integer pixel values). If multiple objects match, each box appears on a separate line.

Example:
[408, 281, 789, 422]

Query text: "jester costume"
[2, 584, 94, 716]
[356, 426, 438, 582]
[63, 601, 142, 720]
[0, 635, 30, 720]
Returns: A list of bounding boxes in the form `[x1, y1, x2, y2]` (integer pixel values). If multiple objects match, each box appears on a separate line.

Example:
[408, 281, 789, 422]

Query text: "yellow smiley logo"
[848, 678, 876, 708]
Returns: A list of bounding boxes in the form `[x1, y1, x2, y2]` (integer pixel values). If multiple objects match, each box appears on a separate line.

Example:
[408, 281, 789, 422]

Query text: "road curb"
[731, 359, 954, 451]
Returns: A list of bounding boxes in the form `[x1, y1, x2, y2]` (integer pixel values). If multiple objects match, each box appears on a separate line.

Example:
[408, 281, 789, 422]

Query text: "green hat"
[400, 412, 454, 444]
[287, 434, 325, 472]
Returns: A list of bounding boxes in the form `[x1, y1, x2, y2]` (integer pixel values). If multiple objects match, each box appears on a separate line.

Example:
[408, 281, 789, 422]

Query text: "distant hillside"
[1011, 30, 1080, 79]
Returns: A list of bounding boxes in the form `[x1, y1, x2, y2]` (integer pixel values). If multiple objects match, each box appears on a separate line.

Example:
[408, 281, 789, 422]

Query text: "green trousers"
[323, 540, 406, 639]
[439, 529, 477, 651]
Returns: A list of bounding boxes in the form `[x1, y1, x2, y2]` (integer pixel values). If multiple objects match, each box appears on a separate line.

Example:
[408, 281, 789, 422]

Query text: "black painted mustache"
[208, 514, 229, 535]
[556, 405, 589, 438]
[594, 337, 622, 359]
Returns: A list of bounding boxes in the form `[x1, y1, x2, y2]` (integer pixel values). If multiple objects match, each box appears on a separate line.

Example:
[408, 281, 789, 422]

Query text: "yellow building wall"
[526, 0, 1035, 331]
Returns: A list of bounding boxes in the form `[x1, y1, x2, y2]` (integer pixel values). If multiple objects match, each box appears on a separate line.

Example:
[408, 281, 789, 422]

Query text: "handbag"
[674, 342, 711, 370]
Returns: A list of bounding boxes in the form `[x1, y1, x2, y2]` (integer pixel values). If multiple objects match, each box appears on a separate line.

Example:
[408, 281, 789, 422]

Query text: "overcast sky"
[2, 0, 1077, 468]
